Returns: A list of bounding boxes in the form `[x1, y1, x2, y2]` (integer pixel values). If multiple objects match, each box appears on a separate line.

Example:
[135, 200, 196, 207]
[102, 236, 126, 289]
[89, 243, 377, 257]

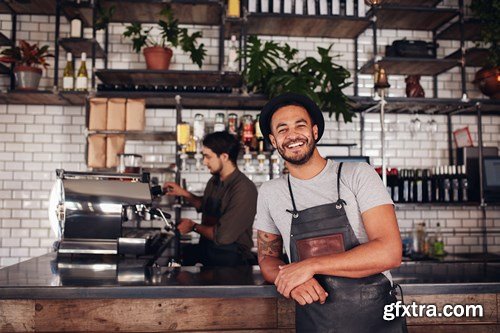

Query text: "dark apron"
[192, 196, 249, 267]
[288, 163, 407, 333]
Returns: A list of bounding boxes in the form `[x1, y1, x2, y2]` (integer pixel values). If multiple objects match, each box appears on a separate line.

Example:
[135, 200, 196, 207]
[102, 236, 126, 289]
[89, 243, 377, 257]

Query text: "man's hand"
[163, 182, 188, 198]
[275, 260, 315, 298]
[290, 278, 328, 306]
[177, 218, 196, 234]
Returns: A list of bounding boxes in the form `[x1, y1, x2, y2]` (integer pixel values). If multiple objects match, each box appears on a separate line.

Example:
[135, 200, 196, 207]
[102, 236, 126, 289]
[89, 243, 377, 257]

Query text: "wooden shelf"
[0, 32, 11, 46]
[0, 90, 86, 106]
[95, 70, 242, 88]
[59, 91, 87, 105]
[62, 1, 94, 28]
[0, 90, 69, 105]
[360, 57, 458, 76]
[84, 0, 222, 25]
[382, 0, 442, 6]
[367, 5, 458, 30]
[445, 48, 490, 68]
[0, 63, 10, 75]
[59, 38, 106, 58]
[87, 130, 176, 141]
[0, 2, 12, 14]
[96, 91, 268, 110]
[3, 0, 56, 15]
[436, 19, 482, 41]
[357, 97, 500, 116]
[243, 13, 370, 39]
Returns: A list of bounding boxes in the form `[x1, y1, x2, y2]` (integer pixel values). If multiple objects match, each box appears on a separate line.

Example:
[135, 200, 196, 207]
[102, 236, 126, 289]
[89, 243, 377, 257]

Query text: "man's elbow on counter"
[387, 248, 403, 270]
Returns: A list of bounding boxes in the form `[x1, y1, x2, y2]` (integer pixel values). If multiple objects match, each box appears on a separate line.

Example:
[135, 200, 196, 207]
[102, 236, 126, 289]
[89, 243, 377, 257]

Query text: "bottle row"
[239, 0, 366, 17]
[62, 52, 89, 91]
[177, 113, 272, 154]
[377, 165, 469, 204]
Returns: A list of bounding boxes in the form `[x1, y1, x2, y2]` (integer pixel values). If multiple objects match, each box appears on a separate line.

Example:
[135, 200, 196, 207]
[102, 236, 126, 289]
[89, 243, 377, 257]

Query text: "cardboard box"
[88, 98, 108, 130]
[107, 98, 126, 130]
[87, 135, 106, 168]
[126, 99, 146, 131]
[106, 135, 126, 169]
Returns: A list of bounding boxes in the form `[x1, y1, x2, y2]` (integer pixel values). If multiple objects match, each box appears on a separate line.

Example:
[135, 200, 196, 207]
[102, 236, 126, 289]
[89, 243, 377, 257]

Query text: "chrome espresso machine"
[49, 169, 176, 259]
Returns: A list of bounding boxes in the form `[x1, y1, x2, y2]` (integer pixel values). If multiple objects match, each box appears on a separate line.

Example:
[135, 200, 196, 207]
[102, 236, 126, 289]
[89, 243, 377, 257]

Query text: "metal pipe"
[354, 36, 359, 96]
[218, 1, 225, 72]
[447, 113, 453, 165]
[54, 0, 61, 90]
[91, 1, 97, 89]
[475, 102, 488, 256]
[360, 112, 365, 156]
[432, 30, 438, 98]
[9, 13, 17, 90]
[380, 89, 387, 187]
[458, 0, 467, 97]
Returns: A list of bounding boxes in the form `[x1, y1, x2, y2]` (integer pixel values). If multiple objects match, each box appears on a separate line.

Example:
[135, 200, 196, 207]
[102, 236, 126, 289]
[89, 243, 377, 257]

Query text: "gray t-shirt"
[255, 160, 394, 280]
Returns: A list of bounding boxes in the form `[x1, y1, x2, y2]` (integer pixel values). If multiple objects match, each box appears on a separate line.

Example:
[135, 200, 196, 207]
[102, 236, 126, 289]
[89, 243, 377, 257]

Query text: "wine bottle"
[70, 17, 82, 38]
[443, 166, 451, 202]
[62, 52, 74, 91]
[226, 35, 239, 72]
[75, 52, 88, 91]
[451, 165, 460, 202]
[459, 165, 469, 202]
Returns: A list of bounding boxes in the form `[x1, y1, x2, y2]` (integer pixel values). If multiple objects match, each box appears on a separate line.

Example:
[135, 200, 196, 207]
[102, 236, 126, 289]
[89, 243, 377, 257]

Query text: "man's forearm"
[183, 192, 202, 210]
[309, 239, 402, 278]
[259, 255, 286, 283]
[194, 224, 214, 241]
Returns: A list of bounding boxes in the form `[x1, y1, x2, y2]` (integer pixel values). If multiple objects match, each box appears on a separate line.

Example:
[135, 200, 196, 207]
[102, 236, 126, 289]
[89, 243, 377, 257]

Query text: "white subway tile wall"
[1, 6, 500, 266]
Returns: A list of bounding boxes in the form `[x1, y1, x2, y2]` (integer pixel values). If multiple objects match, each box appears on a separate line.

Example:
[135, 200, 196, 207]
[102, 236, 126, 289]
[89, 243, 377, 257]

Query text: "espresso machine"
[49, 169, 175, 257]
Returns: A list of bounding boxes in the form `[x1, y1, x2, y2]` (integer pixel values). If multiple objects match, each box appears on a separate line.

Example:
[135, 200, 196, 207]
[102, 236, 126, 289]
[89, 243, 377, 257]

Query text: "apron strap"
[337, 162, 347, 207]
[286, 175, 299, 217]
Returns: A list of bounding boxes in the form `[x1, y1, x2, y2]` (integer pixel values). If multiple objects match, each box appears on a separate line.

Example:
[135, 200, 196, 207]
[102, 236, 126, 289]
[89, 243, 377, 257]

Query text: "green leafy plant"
[95, 5, 115, 31]
[0, 40, 53, 68]
[470, 0, 500, 68]
[241, 36, 354, 122]
[123, 7, 206, 68]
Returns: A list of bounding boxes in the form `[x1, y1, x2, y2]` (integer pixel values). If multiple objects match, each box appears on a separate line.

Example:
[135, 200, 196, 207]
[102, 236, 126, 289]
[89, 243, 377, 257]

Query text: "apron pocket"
[296, 233, 345, 261]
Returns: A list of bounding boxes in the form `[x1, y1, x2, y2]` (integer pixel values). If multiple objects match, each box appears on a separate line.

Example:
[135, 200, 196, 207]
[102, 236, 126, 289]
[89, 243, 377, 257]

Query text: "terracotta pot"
[143, 46, 173, 70]
[13, 65, 42, 90]
[473, 66, 500, 100]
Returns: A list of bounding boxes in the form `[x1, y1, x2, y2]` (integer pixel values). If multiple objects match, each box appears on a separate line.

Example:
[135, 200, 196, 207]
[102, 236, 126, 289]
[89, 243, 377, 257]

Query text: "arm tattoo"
[257, 231, 283, 258]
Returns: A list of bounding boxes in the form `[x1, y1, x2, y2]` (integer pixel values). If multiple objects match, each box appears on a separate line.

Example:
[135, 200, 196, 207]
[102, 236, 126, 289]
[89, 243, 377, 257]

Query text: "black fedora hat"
[259, 92, 324, 143]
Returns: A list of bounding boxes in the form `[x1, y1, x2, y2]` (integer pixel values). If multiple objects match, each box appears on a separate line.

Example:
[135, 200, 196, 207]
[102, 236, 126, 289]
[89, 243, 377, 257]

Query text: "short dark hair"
[202, 131, 240, 165]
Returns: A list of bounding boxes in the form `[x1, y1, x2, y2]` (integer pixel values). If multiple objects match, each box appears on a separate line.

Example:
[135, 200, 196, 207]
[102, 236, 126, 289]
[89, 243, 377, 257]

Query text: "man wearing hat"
[255, 93, 407, 332]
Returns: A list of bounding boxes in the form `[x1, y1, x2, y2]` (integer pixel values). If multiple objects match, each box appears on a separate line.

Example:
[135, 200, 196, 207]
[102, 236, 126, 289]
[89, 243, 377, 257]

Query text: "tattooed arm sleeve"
[257, 231, 285, 283]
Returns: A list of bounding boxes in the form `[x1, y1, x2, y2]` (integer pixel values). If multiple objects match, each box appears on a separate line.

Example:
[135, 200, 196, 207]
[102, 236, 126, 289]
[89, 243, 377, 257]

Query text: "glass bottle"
[62, 52, 74, 91]
[226, 35, 239, 72]
[459, 165, 468, 202]
[75, 52, 88, 91]
[241, 115, 254, 148]
[214, 113, 226, 132]
[228, 113, 238, 136]
[193, 114, 205, 141]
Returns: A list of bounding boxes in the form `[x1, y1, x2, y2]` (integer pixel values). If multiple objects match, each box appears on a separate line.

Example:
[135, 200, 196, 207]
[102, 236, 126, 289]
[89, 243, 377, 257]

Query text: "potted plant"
[241, 36, 354, 122]
[123, 7, 206, 70]
[0, 40, 53, 90]
[470, 0, 500, 99]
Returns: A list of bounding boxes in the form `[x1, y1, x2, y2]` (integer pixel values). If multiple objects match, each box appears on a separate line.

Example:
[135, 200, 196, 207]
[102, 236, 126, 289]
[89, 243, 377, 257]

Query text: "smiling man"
[164, 131, 257, 267]
[255, 93, 407, 332]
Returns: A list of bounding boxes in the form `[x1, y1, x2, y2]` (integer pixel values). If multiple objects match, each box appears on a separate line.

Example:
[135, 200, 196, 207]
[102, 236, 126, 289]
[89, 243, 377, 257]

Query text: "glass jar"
[193, 113, 205, 140]
[214, 113, 226, 132]
[177, 122, 191, 146]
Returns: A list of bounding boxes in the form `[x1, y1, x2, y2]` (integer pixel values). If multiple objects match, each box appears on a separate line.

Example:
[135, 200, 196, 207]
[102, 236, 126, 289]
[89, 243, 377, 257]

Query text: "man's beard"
[277, 137, 316, 166]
